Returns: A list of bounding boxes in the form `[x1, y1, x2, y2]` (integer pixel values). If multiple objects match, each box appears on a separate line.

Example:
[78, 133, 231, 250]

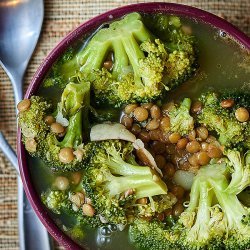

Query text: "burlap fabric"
[0, 0, 249, 249]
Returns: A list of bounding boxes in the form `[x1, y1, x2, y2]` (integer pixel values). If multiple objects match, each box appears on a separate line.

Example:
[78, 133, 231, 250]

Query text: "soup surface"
[27, 13, 250, 250]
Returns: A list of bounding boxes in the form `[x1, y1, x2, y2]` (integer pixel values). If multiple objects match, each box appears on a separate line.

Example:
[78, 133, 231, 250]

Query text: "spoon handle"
[0, 71, 54, 249]
[0, 132, 19, 173]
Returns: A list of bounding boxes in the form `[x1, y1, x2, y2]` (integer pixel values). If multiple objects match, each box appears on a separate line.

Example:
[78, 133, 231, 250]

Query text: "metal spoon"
[0, 0, 53, 249]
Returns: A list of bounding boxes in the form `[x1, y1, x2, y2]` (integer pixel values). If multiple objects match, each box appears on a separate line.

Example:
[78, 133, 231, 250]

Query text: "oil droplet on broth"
[219, 30, 227, 38]
[101, 226, 112, 236]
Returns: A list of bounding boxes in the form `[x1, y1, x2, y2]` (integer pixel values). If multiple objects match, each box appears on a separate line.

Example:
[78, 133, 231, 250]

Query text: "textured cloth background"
[0, 0, 249, 249]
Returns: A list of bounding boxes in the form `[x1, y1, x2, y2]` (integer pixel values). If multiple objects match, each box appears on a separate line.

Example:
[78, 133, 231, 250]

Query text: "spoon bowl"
[0, 0, 44, 101]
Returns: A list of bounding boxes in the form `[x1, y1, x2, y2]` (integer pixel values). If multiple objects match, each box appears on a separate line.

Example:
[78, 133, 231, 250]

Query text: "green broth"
[29, 14, 250, 249]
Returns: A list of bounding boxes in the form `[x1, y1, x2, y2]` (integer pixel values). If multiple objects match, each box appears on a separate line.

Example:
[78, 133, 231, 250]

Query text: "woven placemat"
[0, 0, 249, 249]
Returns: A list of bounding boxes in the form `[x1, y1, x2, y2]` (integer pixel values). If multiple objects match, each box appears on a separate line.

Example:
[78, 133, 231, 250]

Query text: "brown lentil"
[155, 155, 166, 169]
[51, 122, 65, 134]
[197, 151, 210, 165]
[103, 60, 113, 70]
[138, 130, 150, 143]
[44, 115, 55, 125]
[25, 138, 37, 153]
[163, 162, 176, 178]
[169, 132, 181, 144]
[54, 176, 69, 191]
[149, 129, 162, 141]
[172, 203, 184, 217]
[206, 135, 216, 143]
[82, 204, 95, 217]
[121, 115, 133, 129]
[124, 104, 138, 115]
[160, 116, 171, 132]
[171, 185, 185, 199]
[207, 144, 222, 158]
[146, 119, 160, 130]
[131, 124, 141, 135]
[177, 138, 188, 149]
[17, 99, 31, 112]
[71, 172, 82, 185]
[186, 140, 201, 153]
[141, 103, 153, 110]
[220, 99, 234, 108]
[136, 197, 148, 205]
[133, 107, 149, 122]
[235, 107, 249, 122]
[150, 105, 162, 119]
[179, 161, 192, 171]
[59, 147, 75, 164]
[161, 102, 175, 114]
[191, 101, 202, 114]
[201, 142, 209, 151]
[196, 126, 209, 140]
[188, 154, 199, 166]
[188, 130, 196, 141]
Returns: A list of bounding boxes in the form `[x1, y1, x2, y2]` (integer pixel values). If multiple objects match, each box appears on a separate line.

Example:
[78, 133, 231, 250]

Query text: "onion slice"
[173, 170, 195, 190]
[90, 123, 136, 142]
[133, 139, 163, 177]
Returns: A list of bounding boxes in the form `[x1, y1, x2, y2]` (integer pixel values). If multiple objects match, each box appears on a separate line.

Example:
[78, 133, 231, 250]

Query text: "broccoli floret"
[168, 98, 194, 136]
[198, 91, 249, 148]
[224, 150, 250, 195]
[18, 80, 92, 171]
[129, 218, 177, 250]
[78, 13, 167, 107]
[58, 13, 197, 107]
[219, 91, 250, 150]
[42, 190, 70, 214]
[143, 13, 198, 89]
[135, 194, 177, 218]
[178, 161, 250, 249]
[82, 140, 174, 225]
[129, 155, 250, 250]
[42, 189, 102, 228]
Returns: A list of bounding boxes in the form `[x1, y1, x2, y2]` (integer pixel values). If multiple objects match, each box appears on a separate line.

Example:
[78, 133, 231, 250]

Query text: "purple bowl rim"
[17, 2, 250, 249]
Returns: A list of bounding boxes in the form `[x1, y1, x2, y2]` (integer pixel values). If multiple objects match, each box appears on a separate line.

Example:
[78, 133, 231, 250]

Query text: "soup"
[19, 12, 250, 250]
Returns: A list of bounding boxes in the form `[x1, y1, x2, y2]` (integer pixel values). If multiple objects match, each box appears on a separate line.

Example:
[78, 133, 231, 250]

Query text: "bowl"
[17, 2, 250, 249]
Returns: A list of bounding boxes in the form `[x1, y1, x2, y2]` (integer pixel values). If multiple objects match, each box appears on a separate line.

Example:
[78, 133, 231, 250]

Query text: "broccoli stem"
[112, 39, 129, 78]
[187, 180, 212, 242]
[211, 177, 248, 230]
[79, 42, 110, 75]
[107, 157, 153, 176]
[106, 174, 167, 198]
[121, 34, 145, 85]
[59, 81, 90, 148]
[59, 111, 82, 148]
[135, 184, 168, 199]
[186, 177, 200, 212]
